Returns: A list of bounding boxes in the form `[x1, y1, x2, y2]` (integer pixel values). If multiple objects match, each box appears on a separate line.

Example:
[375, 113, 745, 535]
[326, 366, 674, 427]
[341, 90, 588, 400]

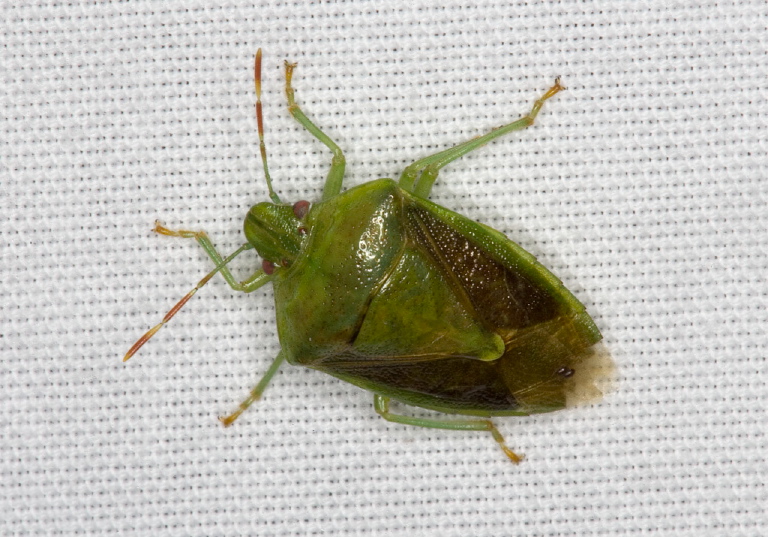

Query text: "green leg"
[399, 78, 565, 198]
[153, 221, 269, 292]
[124, 223, 272, 361]
[373, 394, 523, 463]
[284, 61, 347, 200]
[132, 221, 286, 421]
[219, 351, 286, 427]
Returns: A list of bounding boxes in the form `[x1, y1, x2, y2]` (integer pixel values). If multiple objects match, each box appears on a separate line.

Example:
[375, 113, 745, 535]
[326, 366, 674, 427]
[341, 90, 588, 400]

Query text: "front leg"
[153, 222, 254, 292]
[123, 223, 270, 361]
[284, 61, 347, 200]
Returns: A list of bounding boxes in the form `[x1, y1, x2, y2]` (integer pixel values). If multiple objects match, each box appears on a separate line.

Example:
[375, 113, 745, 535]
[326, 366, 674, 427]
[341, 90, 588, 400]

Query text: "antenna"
[123, 240, 252, 362]
[255, 49, 281, 204]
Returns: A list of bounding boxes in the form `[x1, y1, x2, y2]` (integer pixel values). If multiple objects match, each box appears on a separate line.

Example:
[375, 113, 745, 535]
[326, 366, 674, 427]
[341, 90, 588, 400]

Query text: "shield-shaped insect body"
[126, 50, 608, 463]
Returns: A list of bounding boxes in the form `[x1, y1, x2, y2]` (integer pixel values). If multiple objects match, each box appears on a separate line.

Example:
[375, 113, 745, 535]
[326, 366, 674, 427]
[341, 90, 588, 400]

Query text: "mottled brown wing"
[405, 202, 566, 333]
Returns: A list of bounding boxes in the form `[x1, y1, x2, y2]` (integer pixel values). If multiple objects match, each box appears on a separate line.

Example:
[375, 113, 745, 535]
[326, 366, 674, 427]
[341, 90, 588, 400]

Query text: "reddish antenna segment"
[255, 49, 281, 204]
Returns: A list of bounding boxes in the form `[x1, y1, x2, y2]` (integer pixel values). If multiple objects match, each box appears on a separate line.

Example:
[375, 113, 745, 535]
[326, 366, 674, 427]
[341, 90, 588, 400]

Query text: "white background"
[2, 1, 766, 536]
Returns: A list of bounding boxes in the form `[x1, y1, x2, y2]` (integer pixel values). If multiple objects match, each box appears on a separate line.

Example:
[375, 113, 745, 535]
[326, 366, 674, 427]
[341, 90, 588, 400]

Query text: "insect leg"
[373, 394, 523, 463]
[153, 221, 262, 292]
[219, 351, 286, 427]
[284, 60, 347, 200]
[399, 78, 565, 199]
[123, 224, 270, 361]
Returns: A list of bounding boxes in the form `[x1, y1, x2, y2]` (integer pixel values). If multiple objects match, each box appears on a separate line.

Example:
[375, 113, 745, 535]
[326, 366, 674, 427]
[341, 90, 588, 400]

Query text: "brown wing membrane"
[323, 312, 597, 415]
[406, 204, 563, 331]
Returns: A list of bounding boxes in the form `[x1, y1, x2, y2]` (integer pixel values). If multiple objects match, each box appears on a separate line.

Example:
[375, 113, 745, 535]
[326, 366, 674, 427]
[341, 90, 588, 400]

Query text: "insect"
[125, 50, 605, 463]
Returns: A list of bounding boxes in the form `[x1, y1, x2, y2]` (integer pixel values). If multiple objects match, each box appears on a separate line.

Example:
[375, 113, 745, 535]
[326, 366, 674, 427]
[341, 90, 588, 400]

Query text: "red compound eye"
[292, 200, 310, 219]
[262, 259, 276, 275]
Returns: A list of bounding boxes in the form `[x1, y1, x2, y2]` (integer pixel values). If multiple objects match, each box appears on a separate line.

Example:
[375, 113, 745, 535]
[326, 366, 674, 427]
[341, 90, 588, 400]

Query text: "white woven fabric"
[2, 1, 766, 535]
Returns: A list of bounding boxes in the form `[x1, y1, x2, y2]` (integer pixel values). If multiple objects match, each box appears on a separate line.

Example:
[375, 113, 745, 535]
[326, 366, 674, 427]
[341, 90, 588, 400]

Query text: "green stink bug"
[125, 50, 605, 463]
